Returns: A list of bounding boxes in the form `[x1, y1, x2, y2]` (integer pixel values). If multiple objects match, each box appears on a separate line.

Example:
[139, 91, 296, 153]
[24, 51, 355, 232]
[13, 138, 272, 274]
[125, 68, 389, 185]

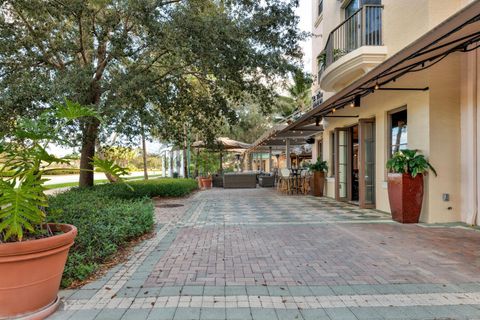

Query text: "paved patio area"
[51, 188, 480, 320]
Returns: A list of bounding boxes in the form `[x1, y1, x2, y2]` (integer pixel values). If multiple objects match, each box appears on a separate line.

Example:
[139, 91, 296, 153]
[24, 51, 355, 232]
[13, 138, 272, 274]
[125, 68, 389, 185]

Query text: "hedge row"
[93, 177, 199, 199]
[44, 169, 80, 175]
[47, 178, 197, 287]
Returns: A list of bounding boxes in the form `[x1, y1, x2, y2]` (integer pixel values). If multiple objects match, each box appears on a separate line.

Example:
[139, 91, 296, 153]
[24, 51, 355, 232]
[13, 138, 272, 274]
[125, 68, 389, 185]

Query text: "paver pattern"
[51, 188, 480, 319]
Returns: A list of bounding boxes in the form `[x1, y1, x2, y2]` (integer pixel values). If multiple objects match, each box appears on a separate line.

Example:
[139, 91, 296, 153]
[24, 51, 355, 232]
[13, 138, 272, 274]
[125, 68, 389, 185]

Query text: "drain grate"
[155, 203, 184, 208]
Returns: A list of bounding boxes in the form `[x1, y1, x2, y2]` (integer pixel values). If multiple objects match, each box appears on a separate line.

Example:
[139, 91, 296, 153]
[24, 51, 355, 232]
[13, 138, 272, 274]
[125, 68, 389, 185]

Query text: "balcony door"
[345, 0, 360, 19]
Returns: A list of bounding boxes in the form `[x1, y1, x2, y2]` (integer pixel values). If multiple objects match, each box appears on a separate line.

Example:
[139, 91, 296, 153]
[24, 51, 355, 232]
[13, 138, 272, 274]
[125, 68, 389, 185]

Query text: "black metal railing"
[312, 91, 323, 108]
[321, 4, 383, 71]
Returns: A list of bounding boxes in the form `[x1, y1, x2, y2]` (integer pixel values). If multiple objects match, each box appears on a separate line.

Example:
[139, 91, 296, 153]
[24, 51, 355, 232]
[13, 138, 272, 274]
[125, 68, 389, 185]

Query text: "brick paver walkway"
[50, 188, 480, 320]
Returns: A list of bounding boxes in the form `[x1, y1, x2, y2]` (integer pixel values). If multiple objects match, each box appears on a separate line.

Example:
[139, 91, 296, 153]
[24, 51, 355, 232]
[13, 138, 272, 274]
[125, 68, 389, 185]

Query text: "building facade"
[310, 0, 480, 224]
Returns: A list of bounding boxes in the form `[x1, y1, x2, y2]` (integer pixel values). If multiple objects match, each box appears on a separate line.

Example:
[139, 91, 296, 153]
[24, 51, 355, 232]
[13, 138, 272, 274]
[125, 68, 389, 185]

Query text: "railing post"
[361, 6, 366, 46]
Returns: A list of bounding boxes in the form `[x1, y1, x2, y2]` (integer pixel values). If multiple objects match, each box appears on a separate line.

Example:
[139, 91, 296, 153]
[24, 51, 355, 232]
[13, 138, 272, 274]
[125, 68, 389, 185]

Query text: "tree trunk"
[183, 125, 188, 178]
[79, 118, 100, 187]
[219, 151, 223, 173]
[141, 126, 148, 180]
[79, 78, 103, 188]
[194, 148, 199, 178]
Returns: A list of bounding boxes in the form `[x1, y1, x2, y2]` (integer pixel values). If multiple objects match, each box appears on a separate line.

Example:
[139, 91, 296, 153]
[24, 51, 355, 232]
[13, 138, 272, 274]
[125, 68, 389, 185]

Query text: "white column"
[162, 151, 166, 177]
[180, 150, 185, 177]
[169, 150, 174, 177]
[461, 49, 479, 225]
[176, 150, 181, 176]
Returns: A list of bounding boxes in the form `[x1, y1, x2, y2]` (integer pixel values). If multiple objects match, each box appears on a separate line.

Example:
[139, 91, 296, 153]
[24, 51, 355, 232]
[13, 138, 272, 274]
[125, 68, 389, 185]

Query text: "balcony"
[318, 4, 387, 92]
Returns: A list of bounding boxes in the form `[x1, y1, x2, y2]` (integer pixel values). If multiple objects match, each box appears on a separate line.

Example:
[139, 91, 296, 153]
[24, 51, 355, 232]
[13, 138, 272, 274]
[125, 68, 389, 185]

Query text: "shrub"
[90, 178, 198, 199]
[47, 178, 197, 287]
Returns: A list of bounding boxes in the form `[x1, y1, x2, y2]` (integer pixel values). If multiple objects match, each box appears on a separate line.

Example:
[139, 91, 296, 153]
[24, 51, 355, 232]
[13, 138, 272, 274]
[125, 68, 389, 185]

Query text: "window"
[317, 139, 323, 161]
[345, 0, 360, 19]
[344, 0, 381, 19]
[389, 109, 407, 156]
[318, 0, 323, 16]
[330, 131, 336, 176]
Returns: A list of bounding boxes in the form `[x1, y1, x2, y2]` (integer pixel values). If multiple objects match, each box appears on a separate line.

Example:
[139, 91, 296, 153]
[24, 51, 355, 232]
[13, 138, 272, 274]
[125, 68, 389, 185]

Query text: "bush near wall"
[47, 178, 197, 287]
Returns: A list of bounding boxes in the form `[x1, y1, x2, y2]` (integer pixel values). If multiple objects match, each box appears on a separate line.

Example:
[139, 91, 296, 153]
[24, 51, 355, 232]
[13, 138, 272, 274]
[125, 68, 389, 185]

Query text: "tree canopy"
[0, 0, 305, 186]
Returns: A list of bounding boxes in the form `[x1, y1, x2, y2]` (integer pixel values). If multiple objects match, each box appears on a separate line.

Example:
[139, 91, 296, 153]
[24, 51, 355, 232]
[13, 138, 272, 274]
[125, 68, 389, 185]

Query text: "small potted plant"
[308, 157, 328, 197]
[0, 101, 128, 319]
[197, 152, 215, 189]
[386, 149, 437, 223]
[200, 174, 213, 189]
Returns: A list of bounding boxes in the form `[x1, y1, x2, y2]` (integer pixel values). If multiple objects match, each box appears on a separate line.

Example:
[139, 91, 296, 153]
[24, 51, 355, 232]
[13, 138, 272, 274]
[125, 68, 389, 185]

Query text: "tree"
[0, 0, 305, 187]
[276, 70, 313, 121]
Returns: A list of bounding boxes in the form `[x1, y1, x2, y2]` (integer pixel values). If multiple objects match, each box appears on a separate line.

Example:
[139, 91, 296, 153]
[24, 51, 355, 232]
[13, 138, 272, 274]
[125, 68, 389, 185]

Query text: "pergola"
[192, 137, 251, 172]
[247, 119, 323, 170]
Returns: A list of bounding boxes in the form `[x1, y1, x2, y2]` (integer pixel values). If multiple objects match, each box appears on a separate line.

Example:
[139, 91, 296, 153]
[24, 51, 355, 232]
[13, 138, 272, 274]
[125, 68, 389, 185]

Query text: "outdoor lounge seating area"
[205, 169, 313, 194]
[223, 172, 257, 188]
[277, 168, 312, 195]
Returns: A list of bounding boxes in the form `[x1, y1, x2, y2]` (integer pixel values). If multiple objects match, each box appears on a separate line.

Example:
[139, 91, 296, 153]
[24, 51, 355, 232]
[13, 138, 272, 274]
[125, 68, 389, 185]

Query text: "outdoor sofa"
[223, 172, 257, 188]
[258, 174, 275, 187]
[212, 174, 224, 187]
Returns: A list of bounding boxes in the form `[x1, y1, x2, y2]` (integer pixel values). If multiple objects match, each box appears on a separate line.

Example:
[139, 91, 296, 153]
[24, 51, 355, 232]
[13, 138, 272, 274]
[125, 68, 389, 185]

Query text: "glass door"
[335, 128, 349, 201]
[359, 118, 376, 208]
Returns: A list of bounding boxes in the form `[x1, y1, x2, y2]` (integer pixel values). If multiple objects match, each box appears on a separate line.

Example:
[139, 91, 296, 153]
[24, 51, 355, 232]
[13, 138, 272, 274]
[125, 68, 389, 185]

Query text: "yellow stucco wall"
[315, 55, 463, 223]
[309, 0, 470, 223]
[425, 55, 461, 223]
[318, 73, 429, 214]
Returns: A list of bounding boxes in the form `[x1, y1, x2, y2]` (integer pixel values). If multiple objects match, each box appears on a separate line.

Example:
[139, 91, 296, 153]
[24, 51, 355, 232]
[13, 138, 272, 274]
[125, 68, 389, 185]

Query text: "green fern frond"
[55, 99, 100, 121]
[91, 157, 133, 190]
[0, 175, 47, 241]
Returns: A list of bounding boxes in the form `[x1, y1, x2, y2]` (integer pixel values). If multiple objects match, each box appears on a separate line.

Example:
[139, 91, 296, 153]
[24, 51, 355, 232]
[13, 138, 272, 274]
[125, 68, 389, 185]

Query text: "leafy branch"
[386, 149, 437, 178]
[0, 100, 128, 242]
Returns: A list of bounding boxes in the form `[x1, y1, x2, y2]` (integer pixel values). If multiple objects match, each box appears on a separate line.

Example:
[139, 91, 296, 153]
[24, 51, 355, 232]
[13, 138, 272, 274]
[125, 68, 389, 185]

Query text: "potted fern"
[308, 157, 328, 197]
[386, 149, 437, 223]
[0, 101, 128, 319]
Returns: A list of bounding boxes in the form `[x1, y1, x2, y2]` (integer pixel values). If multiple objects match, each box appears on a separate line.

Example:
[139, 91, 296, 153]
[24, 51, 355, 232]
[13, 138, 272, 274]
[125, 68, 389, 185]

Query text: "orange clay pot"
[200, 177, 212, 189]
[0, 224, 77, 319]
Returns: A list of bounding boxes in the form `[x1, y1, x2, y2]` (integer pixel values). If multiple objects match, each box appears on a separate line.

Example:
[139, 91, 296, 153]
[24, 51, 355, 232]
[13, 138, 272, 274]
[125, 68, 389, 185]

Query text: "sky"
[297, 0, 313, 73]
[49, 2, 312, 157]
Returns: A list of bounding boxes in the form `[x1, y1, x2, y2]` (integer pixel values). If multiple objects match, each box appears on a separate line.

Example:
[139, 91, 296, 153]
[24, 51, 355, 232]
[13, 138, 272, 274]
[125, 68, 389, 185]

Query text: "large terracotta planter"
[0, 224, 77, 319]
[387, 173, 424, 223]
[200, 177, 212, 189]
[311, 171, 325, 197]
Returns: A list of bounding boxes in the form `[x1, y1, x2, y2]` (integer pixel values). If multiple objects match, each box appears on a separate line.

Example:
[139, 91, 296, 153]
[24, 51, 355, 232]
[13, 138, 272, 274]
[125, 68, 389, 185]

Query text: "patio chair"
[277, 168, 292, 193]
[301, 171, 312, 195]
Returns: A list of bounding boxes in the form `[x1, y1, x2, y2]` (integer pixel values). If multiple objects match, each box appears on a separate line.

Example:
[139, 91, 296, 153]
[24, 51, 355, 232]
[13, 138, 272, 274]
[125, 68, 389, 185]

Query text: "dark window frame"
[388, 106, 408, 158]
[330, 131, 336, 177]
